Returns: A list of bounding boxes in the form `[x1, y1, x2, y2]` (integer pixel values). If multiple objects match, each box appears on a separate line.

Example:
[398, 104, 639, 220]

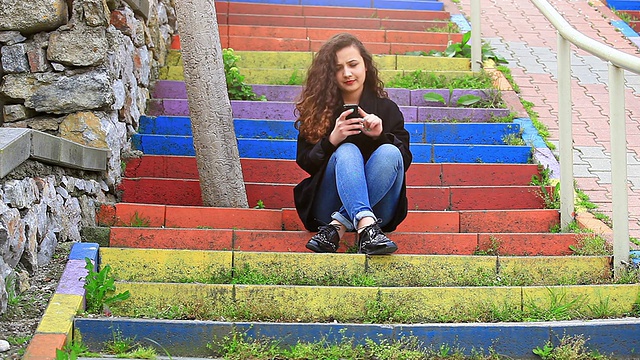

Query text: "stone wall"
[0, 0, 177, 313]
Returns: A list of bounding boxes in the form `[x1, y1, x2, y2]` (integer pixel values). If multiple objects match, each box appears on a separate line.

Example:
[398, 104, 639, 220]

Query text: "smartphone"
[343, 104, 359, 119]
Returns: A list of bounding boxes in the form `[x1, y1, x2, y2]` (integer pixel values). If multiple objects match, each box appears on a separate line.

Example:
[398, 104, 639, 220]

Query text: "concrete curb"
[23, 243, 98, 359]
[0, 128, 109, 179]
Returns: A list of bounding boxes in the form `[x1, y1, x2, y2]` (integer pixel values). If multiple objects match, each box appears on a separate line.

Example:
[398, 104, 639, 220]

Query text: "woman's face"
[335, 45, 367, 101]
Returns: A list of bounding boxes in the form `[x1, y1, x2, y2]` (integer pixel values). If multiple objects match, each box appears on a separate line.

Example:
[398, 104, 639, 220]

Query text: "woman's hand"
[358, 108, 383, 139]
[328, 107, 366, 146]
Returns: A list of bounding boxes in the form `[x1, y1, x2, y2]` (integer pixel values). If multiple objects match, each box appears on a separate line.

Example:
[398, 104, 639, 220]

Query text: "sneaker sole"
[306, 241, 337, 253]
[361, 243, 398, 255]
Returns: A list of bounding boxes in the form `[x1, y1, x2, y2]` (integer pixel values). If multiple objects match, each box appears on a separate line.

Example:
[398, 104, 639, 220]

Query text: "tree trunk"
[173, 0, 248, 207]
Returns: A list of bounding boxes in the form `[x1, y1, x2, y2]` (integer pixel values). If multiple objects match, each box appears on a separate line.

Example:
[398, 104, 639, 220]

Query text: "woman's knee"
[334, 142, 359, 158]
[372, 144, 403, 169]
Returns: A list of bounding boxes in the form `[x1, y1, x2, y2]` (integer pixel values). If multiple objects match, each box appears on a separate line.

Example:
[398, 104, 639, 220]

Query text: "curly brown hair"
[295, 33, 387, 144]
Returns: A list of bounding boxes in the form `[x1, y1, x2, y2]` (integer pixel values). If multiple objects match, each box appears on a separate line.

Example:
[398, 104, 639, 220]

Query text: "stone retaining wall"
[0, 0, 177, 313]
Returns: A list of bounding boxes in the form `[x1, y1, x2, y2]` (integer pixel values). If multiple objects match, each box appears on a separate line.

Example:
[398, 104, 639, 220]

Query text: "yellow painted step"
[108, 281, 640, 323]
[100, 248, 611, 287]
[165, 50, 471, 71]
[159, 66, 472, 83]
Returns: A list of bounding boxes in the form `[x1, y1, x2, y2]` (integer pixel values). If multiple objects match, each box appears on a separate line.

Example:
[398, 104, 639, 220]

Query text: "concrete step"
[118, 178, 548, 208]
[147, 99, 512, 122]
[99, 248, 610, 286]
[138, 117, 521, 144]
[99, 203, 561, 233]
[123, 157, 543, 186]
[107, 227, 578, 255]
[152, 82, 498, 106]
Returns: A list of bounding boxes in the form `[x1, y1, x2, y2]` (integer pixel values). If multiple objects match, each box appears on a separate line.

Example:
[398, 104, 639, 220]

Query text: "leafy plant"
[521, 99, 555, 150]
[525, 287, 586, 321]
[126, 212, 151, 227]
[223, 48, 266, 101]
[386, 69, 496, 90]
[533, 335, 609, 359]
[569, 234, 612, 256]
[254, 199, 265, 209]
[408, 31, 508, 64]
[423, 86, 482, 107]
[83, 258, 131, 314]
[55, 340, 94, 360]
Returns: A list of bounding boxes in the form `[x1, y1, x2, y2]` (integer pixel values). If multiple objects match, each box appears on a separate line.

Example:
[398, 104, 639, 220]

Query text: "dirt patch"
[0, 242, 72, 359]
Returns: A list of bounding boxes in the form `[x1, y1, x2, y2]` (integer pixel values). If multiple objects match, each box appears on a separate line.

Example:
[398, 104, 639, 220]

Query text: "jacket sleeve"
[296, 135, 337, 176]
[377, 99, 412, 172]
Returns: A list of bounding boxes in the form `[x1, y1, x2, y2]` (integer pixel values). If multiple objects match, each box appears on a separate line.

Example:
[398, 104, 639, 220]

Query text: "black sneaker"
[357, 223, 398, 255]
[306, 224, 340, 253]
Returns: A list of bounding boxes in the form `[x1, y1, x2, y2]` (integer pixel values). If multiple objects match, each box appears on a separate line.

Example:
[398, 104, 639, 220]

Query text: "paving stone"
[575, 146, 608, 158]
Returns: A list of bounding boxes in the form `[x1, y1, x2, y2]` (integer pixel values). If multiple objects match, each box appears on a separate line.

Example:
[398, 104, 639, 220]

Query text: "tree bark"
[173, 0, 248, 207]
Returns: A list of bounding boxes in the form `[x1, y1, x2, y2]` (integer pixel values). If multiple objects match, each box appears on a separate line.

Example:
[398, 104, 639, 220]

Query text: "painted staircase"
[24, 1, 640, 359]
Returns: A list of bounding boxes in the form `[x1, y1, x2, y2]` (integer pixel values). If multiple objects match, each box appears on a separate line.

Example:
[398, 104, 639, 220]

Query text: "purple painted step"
[151, 81, 499, 107]
[148, 99, 511, 122]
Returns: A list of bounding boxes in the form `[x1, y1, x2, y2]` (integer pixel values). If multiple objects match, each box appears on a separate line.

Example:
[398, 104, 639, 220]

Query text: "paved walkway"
[458, 0, 640, 239]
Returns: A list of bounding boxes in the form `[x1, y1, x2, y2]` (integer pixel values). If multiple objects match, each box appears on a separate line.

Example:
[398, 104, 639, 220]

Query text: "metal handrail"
[470, 0, 640, 273]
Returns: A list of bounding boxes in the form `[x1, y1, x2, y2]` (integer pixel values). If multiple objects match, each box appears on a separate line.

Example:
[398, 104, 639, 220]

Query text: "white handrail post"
[609, 63, 630, 274]
[557, 33, 574, 228]
[471, 0, 481, 73]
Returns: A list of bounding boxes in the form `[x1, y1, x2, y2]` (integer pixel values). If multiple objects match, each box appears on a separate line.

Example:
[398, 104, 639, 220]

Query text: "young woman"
[293, 33, 412, 255]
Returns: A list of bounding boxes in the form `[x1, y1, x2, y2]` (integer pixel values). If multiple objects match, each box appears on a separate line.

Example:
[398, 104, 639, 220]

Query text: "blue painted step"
[75, 317, 640, 359]
[606, 0, 640, 10]
[132, 134, 531, 163]
[138, 116, 521, 145]
[225, 0, 444, 11]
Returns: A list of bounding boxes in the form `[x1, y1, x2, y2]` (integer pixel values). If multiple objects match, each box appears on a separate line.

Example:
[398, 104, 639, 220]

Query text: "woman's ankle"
[356, 217, 376, 233]
[329, 220, 347, 238]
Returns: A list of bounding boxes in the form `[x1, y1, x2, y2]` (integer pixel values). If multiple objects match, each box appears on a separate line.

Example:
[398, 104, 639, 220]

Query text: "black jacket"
[293, 90, 413, 232]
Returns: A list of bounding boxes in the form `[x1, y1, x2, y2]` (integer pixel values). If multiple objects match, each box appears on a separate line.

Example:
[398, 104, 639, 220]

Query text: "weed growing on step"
[83, 258, 131, 314]
[614, 9, 640, 23]
[276, 69, 304, 85]
[496, 65, 520, 93]
[533, 335, 611, 360]
[502, 132, 526, 146]
[613, 265, 640, 284]
[524, 287, 587, 321]
[424, 22, 460, 33]
[211, 331, 507, 359]
[123, 211, 151, 227]
[569, 233, 612, 256]
[423, 87, 482, 107]
[223, 48, 267, 101]
[406, 31, 508, 65]
[55, 339, 98, 360]
[254, 199, 265, 209]
[386, 69, 495, 90]
[521, 99, 555, 150]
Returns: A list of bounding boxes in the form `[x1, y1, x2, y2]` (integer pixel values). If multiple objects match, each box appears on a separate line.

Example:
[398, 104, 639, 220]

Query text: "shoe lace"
[359, 222, 386, 246]
[315, 224, 340, 244]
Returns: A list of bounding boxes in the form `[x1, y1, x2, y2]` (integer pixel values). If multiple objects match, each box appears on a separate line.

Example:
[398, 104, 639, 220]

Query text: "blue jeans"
[312, 143, 404, 231]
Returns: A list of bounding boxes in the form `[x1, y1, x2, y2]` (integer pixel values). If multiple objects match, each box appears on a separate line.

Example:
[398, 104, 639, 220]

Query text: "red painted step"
[98, 204, 560, 234]
[220, 2, 451, 21]
[119, 177, 549, 210]
[173, 32, 456, 53]
[108, 226, 578, 256]
[124, 156, 543, 186]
